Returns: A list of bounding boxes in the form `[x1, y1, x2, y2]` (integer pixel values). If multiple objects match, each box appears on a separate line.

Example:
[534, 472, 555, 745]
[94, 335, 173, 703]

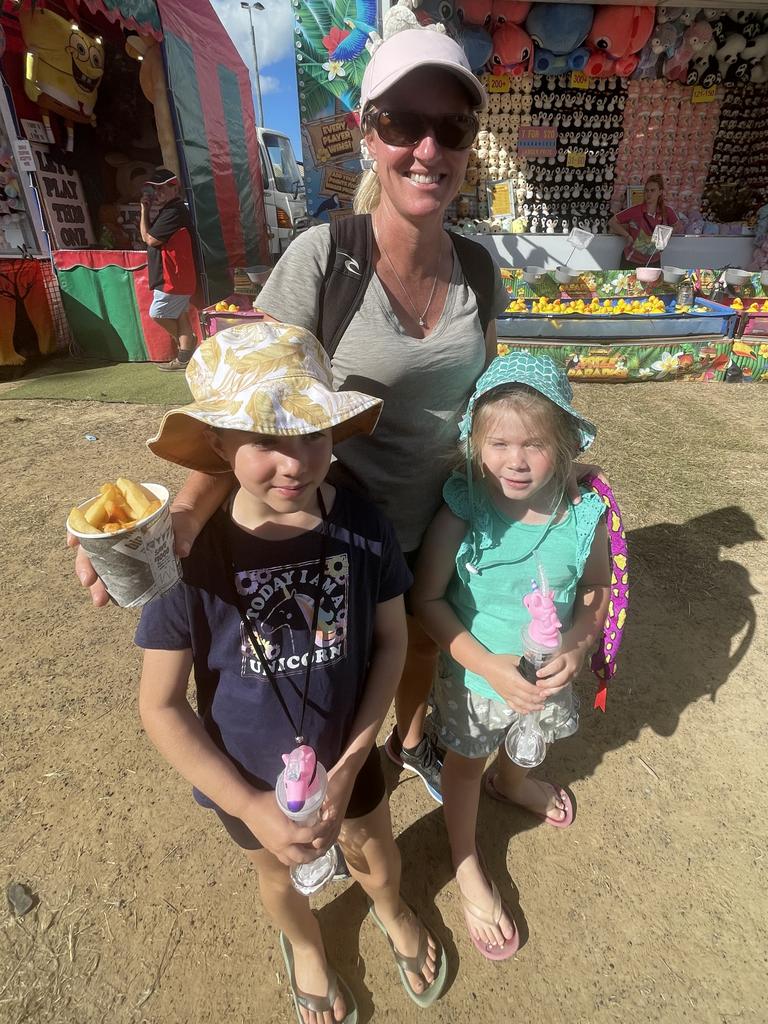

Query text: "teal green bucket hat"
[459, 352, 596, 452]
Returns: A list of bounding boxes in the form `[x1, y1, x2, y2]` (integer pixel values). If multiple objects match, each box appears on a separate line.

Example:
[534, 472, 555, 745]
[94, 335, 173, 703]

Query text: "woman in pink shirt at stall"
[609, 174, 682, 269]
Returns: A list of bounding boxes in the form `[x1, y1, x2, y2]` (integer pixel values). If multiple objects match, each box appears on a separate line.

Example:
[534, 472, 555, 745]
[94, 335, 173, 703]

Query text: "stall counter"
[475, 233, 756, 272]
[53, 249, 199, 363]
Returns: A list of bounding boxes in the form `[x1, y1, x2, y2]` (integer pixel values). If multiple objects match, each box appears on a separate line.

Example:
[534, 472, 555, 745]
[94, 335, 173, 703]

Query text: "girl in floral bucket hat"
[411, 352, 612, 961]
[137, 322, 447, 1020]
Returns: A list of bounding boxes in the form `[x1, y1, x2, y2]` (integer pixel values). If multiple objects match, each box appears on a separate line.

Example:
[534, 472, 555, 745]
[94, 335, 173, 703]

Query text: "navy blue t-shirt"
[135, 487, 411, 805]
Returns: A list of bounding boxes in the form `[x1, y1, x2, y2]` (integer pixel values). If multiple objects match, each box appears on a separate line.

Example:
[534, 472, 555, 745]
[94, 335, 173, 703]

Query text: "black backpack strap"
[318, 213, 374, 358]
[449, 231, 497, 335]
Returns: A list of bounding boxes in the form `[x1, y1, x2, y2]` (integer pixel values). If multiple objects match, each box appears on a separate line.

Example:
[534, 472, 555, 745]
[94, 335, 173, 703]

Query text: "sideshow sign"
[30, 144, 95, 248]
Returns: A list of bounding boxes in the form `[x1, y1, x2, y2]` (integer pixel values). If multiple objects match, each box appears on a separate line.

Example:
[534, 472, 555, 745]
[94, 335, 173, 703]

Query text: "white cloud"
[259, 75, 281, 95]
[210, 0, 295, 73]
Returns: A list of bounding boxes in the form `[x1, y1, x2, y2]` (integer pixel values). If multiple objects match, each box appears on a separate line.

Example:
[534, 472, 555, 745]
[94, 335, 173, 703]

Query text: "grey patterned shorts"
[428, 661, 579, 761]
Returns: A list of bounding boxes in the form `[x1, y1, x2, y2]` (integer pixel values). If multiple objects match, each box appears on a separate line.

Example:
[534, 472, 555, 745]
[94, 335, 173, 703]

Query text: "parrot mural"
[330, 0, 378, 60]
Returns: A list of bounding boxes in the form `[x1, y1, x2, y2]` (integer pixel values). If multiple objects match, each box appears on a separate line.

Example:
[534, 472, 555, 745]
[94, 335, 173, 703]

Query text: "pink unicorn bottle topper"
[281, 744, 318, 813]
[523, 580, 562, 649]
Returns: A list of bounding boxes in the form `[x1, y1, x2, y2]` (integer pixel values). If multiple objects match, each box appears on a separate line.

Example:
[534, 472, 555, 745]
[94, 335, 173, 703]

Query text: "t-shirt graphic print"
[236, 553, 349, 678]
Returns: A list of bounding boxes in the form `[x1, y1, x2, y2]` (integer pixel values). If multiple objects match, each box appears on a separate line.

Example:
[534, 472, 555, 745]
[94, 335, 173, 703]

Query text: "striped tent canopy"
[74, 0, 163, 39]
[158, 0, 270, 299]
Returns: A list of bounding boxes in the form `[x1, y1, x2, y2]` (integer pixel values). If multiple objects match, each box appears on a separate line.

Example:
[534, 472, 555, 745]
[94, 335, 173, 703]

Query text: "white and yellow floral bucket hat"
[147, 322, 382, 473]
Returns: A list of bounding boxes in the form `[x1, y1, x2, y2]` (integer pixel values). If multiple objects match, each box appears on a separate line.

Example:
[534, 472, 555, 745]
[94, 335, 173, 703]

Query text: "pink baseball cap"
[360, 30, 487, 115]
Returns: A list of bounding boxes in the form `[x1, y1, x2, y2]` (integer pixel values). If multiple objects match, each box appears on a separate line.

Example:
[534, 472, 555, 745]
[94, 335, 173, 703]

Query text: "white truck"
[257, 127, 309, 261]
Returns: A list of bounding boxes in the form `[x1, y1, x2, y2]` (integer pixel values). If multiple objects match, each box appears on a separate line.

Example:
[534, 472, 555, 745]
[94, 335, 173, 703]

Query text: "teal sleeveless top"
[442, 473, 605, 704]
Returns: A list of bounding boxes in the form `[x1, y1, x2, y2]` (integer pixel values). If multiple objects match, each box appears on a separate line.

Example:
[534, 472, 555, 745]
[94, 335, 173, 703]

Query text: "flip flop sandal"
[458, 872, 520, 963]
[485, 773, 575, 829]
[279, 932, 358, 1024]
[368, 903, 448, 1007]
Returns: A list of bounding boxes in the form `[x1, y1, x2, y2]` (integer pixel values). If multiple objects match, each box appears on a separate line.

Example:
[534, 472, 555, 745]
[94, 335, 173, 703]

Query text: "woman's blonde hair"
[353, 168, 381, 214]
[468, 384, 580, 497]
[645, 173, 665, 212]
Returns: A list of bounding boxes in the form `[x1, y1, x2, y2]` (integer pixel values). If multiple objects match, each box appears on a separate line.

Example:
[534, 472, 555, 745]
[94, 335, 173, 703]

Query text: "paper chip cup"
[67, 483, 181, 608]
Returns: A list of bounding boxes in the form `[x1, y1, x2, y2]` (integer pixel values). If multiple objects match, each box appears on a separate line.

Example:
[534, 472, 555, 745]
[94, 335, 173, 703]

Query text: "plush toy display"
[525, 2, 593, 74]
[491, 0, 531, 27]
[584, 5, 655, 78]
[633, 21, 682, 78]
[19, 7, 105, 152]
[704, 82, 768, 223]
[490, 22, 533, 74]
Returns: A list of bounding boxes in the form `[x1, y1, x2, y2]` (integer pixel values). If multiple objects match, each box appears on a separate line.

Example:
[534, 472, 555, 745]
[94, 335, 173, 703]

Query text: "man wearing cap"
[140, 168, 198, 371]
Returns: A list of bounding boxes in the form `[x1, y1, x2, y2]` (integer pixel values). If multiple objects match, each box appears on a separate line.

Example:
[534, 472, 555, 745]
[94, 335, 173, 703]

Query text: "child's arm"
[314, 594, 408, 845]
[139, 648, 323, 866]
[535, 518, 611, 696]
[411, 505, 547, 715]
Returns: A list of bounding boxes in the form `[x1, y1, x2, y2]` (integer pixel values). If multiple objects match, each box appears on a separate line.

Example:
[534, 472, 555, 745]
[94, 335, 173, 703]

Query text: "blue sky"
[211, 0, 303, 156]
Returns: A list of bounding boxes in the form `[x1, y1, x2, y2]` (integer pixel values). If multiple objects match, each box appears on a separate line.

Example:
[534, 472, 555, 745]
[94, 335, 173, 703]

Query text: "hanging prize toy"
[275, 744, 338, 895]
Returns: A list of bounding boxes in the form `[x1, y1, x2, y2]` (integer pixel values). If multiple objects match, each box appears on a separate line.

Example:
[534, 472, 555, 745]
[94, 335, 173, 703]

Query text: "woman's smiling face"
[365, 68, 474, 222]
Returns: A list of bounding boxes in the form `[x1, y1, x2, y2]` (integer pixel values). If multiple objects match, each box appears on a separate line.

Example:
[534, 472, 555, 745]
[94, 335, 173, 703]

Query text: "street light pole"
[241, 1, 265, 128]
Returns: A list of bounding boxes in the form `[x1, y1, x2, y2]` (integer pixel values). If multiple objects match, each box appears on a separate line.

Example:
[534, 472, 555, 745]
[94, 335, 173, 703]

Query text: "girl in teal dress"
[412, 353, 611, 961]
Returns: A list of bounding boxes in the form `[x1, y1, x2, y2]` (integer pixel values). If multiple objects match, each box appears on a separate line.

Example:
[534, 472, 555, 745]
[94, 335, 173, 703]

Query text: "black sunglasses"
[365, 109, 479, 151]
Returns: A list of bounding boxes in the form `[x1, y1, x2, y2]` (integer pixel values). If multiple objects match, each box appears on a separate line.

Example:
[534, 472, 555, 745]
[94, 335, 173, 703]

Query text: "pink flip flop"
[459, 871, 520, 962]
[485, 773, 575, 829]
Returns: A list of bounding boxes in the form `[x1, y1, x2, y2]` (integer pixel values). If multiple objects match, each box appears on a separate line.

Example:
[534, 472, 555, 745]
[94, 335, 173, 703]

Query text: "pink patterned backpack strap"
[583, 473, 628, 711]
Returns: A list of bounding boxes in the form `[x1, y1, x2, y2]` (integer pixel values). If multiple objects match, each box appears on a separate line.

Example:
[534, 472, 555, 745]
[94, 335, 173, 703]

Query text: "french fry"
[105, 498, 133, 523]
[84, 492, 111, 527]
[102, 520, 137, 533]
[70, 478, 162, 535]
[116, 477, 154, 519]
[68, 507, 102, 535]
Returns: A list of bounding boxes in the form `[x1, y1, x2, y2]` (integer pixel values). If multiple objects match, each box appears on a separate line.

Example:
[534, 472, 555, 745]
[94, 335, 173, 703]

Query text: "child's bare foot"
[290, 938, 347, 1024]
[372, 901, 439, 995]
[456, 856, 517, 952]
[489, 773, 570, 822]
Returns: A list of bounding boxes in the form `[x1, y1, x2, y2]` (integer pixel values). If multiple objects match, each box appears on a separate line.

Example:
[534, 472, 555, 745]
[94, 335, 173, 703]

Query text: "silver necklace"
[373, 221, 441, 328]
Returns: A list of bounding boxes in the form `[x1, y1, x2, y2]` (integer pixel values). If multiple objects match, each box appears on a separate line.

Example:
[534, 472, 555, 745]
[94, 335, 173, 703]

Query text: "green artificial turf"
[0, 359, 191, 405]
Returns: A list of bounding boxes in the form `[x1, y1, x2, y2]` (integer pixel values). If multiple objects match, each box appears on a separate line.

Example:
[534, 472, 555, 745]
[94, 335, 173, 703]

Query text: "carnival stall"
[287, 0, 768, 380]
[0, 0, 269, 364]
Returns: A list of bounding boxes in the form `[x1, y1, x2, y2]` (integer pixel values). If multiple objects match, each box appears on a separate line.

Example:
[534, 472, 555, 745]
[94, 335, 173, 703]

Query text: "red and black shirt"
[147, 198, 197, 294]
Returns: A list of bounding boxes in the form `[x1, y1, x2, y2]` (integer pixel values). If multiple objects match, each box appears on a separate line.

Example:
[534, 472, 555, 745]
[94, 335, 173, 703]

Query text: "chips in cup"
[67, 477, 162, 536]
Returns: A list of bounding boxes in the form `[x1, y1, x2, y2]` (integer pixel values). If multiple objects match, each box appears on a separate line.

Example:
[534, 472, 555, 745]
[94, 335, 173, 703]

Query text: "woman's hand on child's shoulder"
[535, 649, 585, 696]
[485, 654, 548, 715]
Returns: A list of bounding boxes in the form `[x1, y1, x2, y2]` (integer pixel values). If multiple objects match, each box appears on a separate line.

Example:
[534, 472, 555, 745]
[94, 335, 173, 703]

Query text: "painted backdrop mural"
[292, 0, 378, 223]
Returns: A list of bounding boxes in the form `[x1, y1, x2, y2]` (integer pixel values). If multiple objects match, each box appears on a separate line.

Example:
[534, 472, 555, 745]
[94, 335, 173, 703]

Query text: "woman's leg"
[395, 615, 438, 748]
[441, 749, 516, 949]
[339, 797, 439, 995]
[389, 616, 442, 800]
[491, 742, 569, 821]
[248, 847, 347, 1024]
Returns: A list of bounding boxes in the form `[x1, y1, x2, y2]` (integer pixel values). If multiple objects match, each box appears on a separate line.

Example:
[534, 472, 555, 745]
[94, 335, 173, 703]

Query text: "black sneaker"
[400, 735, 443, 805]
[332, 846, 351, 882]
[156, 356, 190, 371]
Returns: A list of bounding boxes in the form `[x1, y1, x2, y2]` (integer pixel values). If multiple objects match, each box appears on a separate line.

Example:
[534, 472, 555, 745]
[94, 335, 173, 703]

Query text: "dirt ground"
[1, 383, 766, 1024]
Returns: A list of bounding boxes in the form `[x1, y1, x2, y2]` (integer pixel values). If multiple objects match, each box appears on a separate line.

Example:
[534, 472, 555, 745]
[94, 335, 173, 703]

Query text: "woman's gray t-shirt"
[256, 224, 509, 552]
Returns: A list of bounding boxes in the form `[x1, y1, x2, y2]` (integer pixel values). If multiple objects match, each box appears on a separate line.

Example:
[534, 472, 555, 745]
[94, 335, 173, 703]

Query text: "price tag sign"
[15, 140, 36, 173]
[570, 70, 592, 90]
[488, 74, 511, 94]
[692, 85, 717, 103]
[490, 180, 512, 217]
[567, 149, 586, 168]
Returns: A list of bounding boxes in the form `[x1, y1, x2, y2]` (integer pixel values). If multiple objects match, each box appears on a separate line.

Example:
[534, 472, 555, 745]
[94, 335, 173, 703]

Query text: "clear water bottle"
[677, 277, 694, 309]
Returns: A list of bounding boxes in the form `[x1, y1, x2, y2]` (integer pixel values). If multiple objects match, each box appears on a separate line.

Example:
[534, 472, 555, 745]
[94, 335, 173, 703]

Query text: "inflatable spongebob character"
[20, 8, 104, 152]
